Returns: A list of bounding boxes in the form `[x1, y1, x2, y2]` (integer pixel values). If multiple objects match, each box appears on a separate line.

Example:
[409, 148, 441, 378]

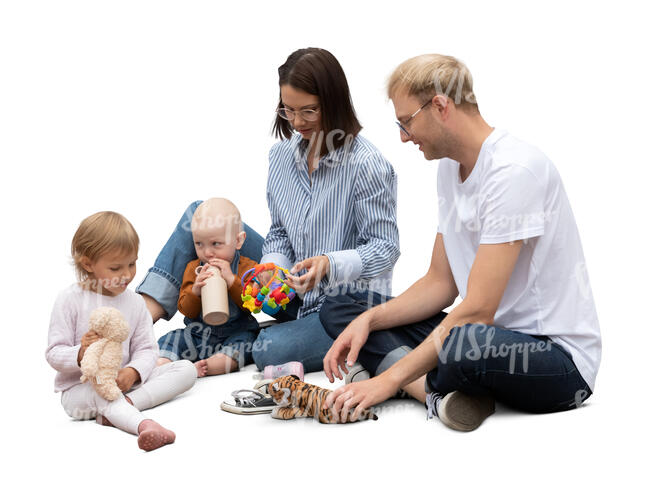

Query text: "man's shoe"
[344, 363, 370, 385]
[427, 390, 495, 431]
[345, 363, 411, 399]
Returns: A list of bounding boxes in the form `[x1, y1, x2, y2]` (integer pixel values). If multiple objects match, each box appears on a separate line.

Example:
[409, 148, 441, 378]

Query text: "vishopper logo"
[437, 192, 557, 242]
[570, 389, 590, 409]
[435, 324, 553, 374]
[291, 129, 356, 167]
[159, 322, 272, 362]
[180, 210, 242, 238]
[400, 66, 477, 106]
[77, 278, 131, 308]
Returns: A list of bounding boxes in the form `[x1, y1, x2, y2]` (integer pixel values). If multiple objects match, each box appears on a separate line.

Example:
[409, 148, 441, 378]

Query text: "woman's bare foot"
[195, 359, 208, 377]
[137, 419, 175, 452]
[204, 353, 239, 376]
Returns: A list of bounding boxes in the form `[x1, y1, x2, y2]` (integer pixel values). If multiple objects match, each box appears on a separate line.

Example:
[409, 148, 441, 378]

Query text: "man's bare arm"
[383, 240, 524, 389]
[367, 233, 459, 331]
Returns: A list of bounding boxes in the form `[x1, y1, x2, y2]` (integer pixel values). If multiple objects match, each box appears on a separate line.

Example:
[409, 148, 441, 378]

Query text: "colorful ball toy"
[240, 263, 297, 315]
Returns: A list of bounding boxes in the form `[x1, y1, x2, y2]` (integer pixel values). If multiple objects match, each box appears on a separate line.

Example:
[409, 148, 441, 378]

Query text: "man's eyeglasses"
[276, 106, 320, 122]
[395, 98, 434, 137]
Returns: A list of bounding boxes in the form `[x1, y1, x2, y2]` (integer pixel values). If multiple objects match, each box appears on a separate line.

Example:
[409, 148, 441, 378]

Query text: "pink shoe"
[263, 361, 304, 381]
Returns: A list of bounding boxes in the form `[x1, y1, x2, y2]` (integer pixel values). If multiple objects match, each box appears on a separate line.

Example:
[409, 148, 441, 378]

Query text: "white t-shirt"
[437, 128, 601, 391]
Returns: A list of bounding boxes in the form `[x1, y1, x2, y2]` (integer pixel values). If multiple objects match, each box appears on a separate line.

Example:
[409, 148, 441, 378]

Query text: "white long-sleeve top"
[45, 284, 159, 393]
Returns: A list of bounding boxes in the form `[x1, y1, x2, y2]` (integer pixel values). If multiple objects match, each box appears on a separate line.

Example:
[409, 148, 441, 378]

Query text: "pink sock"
[137, 420, 176, 451]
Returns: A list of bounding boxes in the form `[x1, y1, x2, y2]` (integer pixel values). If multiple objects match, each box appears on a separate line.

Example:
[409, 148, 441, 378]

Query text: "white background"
[1, 0, 648, 479]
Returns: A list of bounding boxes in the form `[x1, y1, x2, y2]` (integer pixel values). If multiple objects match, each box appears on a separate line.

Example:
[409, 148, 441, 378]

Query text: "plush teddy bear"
[80, 307, 130, 401]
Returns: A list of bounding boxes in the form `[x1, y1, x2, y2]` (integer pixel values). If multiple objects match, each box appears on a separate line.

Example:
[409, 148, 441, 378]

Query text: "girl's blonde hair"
[71, 211, 139, 281]
[387, 54, 479, 112]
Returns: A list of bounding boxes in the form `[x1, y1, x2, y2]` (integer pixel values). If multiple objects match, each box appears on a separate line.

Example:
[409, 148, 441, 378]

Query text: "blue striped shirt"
[261, 133, 400, 317]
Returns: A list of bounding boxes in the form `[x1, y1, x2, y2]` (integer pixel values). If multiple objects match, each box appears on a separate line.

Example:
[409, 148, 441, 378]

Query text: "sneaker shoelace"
[231, 389, 268, 407]
[426, 392, 443, 419]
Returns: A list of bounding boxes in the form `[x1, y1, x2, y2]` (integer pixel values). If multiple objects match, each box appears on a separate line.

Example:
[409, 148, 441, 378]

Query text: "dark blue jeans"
[320, 291, 592, 414]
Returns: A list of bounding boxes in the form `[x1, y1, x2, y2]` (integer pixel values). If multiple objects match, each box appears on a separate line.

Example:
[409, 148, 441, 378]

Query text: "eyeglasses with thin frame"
[395, 97, 434, 137]
[276, 106, 320, 122]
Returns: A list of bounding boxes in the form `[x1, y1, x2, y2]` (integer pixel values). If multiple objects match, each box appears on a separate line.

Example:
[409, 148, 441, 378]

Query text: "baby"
[156, 198, 260, 377]
[46, 211, 197, 451]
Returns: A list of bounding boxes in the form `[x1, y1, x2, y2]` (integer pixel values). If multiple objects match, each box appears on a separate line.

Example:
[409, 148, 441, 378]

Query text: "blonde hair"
[387, 54, 478, 112]
[71, 211, 139, 281]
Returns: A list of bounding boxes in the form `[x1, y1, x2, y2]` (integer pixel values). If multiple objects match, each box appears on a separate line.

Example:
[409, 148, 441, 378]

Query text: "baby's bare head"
[191, 198, 245, 262]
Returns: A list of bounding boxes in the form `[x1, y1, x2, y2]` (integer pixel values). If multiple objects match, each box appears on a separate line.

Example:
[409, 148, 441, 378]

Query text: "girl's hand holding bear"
[77, 330, 100, 365]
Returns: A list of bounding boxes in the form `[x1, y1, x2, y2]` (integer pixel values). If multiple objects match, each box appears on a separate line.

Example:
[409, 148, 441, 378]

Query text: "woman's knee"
[251, 330, 278, 370]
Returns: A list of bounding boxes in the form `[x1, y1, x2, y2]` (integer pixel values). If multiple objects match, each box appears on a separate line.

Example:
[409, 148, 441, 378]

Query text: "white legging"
[61, 360, 196, 435]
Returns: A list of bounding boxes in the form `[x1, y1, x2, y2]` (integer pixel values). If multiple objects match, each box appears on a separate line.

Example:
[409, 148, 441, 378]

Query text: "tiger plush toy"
[267, 375, 378, 424]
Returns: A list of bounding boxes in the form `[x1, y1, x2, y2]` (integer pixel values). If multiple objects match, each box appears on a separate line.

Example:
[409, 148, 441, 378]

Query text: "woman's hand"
[116, 367, 140, 392]
[323, 312, 371, 382]
[323, 374, 399, 423]
[77, 330, 100, 365]
[286, 255, 330, 293]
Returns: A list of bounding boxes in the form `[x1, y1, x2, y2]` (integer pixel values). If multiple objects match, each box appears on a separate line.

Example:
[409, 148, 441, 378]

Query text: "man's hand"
[77, 330, 100, 365]
[116, 367, 140, 392]
[287, 255, 330, 293]
[323, 312, 372, 383]
[324, 374, 398, 423]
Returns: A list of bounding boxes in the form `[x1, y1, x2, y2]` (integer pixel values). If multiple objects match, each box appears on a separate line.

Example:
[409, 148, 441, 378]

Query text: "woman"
[137, 47, 400, 374]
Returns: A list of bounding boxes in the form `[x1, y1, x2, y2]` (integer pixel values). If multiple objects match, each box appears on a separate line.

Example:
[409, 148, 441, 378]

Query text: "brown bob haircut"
[273, 48, 362, 156]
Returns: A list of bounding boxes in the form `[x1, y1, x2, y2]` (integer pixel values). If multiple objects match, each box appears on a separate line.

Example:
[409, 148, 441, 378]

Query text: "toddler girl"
[46, 211, 197, 451]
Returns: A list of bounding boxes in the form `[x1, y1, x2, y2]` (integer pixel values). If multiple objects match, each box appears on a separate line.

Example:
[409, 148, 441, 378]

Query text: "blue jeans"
[158, 315, 259, 367]
[320, 291, 592, 414]
[250, 297, 333, 373]
[137, 201, 333, 372]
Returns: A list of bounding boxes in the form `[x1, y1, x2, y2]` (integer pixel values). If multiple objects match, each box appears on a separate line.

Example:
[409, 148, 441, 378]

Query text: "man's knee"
[435, 324, 489, 391]
[319, 295, 356, 338]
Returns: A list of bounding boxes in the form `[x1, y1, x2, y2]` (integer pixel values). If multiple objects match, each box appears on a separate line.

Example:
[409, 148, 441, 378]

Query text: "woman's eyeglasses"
[276, 107, 320, 122]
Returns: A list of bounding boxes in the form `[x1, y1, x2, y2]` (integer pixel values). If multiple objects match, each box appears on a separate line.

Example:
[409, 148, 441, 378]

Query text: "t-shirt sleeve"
[479, 164, 546, 244]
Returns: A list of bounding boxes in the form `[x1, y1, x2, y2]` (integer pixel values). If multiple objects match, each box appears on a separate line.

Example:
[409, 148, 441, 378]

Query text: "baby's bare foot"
[137, 420, 175, 452]
[204, 353, 239, 376]
[195, 359, 208, 378]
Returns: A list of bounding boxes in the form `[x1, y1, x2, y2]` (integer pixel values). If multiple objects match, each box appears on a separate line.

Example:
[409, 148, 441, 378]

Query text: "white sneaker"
[428, 391, 495, 431]
[345, 363, 411, 399]
[344, 363, 370, 384]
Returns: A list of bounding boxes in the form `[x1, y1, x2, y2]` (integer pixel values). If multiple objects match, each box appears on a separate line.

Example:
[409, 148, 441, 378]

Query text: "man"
[319, 54, 601, 431]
